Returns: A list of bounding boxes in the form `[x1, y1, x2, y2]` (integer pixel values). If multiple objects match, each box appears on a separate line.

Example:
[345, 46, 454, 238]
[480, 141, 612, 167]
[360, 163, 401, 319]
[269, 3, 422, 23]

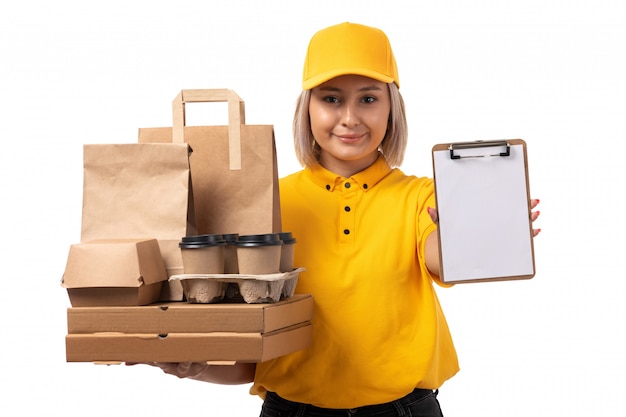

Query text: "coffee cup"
[222, 233, 239, 274]
[179, 234, 226, 274]
[235, 233, 283, 275]
[278, 232, 297, 272]
[179, 234, 227, 303]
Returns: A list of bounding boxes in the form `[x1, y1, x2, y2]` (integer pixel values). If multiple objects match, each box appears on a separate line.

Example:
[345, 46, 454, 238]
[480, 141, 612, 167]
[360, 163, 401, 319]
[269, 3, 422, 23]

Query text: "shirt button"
[344, 182, 351, 188]
[325, 184, 331, 190]
[343, 229, 350, 235]
[363, 184, 368, 189]
[344, 206, 350, 212]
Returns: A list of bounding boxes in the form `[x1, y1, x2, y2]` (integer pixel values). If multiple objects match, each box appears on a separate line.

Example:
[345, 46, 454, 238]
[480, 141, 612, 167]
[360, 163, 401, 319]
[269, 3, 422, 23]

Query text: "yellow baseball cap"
[302, 22, 400, 90]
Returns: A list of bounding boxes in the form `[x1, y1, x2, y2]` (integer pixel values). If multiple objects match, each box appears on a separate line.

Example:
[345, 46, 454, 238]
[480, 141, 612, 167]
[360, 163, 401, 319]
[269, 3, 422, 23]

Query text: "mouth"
[334, 133, 366, 143]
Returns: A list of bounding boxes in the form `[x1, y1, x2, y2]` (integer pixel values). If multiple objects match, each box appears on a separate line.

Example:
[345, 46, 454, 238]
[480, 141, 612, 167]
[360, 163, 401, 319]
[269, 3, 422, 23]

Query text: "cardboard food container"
[65, 293, 313, 363]
[67, 293, 313, 334]
[169, 267, 304, 304]
[66, 323, 312, 363]
[61, 239, 168, 307]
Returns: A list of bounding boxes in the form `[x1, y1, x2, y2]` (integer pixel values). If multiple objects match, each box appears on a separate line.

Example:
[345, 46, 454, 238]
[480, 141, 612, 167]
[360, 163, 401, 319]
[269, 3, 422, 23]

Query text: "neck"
[319, 152, 380, 178]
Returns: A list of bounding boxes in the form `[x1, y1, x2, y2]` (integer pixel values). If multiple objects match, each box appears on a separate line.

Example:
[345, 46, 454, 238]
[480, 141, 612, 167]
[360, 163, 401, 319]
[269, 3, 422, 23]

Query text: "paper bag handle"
[172, 89, 245, 170]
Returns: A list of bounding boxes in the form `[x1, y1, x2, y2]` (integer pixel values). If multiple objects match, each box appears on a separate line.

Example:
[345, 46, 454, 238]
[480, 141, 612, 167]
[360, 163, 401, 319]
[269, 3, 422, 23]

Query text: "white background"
[1, 1, 624, 415]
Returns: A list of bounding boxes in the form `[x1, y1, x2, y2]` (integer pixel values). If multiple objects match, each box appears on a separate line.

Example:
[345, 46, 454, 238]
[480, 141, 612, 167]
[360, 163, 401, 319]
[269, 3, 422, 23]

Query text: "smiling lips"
[335, 133, 366, 142]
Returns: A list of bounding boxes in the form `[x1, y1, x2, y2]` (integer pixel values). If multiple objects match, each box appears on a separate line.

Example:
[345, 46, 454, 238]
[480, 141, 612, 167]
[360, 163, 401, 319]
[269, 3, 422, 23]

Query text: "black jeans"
[259, 388, 444, 417]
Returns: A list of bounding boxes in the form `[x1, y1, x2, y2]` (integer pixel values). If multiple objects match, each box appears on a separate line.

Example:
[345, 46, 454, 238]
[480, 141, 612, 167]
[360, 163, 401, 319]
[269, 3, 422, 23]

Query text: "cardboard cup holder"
[179, 279, 228, 303]
[169, 268, 305, 304]
[173, 232, 300, 304]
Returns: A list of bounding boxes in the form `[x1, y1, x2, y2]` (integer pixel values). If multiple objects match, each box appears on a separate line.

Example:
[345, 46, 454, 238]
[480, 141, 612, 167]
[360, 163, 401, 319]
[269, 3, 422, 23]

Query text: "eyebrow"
[316, 85, 384, 93]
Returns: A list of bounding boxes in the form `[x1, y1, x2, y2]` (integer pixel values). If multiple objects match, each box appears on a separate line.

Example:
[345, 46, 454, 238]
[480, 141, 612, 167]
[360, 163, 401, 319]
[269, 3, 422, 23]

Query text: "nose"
[341, 102, 360, 128]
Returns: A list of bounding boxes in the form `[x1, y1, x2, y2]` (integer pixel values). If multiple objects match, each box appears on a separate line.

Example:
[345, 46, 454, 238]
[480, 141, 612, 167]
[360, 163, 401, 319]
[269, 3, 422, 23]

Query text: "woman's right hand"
[126, 362, 256, 385]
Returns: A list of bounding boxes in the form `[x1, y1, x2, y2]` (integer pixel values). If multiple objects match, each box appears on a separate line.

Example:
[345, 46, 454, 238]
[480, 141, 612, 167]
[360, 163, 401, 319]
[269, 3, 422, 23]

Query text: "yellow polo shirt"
[251, 156, 459, 408]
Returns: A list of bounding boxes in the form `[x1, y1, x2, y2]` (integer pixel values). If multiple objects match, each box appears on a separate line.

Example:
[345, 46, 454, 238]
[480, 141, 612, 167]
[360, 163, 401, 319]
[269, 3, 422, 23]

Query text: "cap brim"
[303, 68, 396, 90]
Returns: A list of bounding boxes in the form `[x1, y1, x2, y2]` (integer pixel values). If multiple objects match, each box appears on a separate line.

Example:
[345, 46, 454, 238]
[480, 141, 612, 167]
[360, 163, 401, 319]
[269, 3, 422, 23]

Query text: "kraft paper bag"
[138, 89, 281, 235]
[80, 143, 196, 300]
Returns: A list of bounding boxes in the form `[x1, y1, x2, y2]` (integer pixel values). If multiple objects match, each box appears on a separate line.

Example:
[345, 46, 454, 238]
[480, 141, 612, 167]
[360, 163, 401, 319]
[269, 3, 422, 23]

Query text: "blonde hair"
[292, 82, 408, 168]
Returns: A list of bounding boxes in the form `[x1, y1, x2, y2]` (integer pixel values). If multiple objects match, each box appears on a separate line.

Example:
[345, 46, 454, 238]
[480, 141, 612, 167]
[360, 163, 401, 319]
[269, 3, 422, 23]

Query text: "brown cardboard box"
[61, 239, 168, 307]
[65, 294, 314, 363]
[67, 293, 313, 334]
[66, 322, 312, 363]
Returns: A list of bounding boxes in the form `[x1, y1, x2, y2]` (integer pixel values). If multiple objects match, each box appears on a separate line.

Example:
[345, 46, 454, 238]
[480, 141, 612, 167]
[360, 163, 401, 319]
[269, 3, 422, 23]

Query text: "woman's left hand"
[530, 198, 541, 237]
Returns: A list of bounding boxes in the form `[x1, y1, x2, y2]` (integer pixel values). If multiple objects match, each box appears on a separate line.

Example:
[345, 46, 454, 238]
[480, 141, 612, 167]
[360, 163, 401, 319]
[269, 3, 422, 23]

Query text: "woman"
[141, 22, 541, 417]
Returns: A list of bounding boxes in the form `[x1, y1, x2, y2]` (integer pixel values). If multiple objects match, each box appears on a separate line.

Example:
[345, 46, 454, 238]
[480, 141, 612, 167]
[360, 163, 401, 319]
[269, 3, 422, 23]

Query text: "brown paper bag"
[80, 143, 196, 299]
[138, 89, 281, 235]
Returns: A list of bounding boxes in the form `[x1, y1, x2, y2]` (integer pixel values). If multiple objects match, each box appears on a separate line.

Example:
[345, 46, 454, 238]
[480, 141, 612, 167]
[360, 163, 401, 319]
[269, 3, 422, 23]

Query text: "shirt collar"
[305, 155, 392, 192]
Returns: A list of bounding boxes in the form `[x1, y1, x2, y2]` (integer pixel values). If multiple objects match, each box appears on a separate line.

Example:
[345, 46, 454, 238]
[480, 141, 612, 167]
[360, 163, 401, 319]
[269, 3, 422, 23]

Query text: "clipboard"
[432, 139, 535, 283]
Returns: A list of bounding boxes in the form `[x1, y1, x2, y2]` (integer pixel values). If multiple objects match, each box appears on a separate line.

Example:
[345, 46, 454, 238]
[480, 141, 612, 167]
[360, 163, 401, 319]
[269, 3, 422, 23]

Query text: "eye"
[362, 96, 377, 104]
[323, 96, 341, 104]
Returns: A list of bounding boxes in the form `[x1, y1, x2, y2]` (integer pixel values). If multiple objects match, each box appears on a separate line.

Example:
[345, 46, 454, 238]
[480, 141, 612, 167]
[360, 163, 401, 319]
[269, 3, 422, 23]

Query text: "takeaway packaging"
[65, 294, 314, 363]
[80, 143, 195, 301]
[138, 89, 282, 236]
[61, 239, 168, 307]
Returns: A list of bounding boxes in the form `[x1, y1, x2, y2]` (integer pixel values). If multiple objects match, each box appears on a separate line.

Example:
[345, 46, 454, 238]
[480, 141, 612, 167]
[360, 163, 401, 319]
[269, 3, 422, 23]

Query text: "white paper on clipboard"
[432, 139, 535, 283]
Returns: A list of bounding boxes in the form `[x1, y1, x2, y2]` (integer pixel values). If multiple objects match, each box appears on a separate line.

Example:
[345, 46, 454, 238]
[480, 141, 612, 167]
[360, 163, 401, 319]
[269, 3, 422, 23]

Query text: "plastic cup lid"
[179, 234, 226, 248]
[222, 233, 240, 243]
[234, 233, 283, 247]
[279, 232, 297, 244]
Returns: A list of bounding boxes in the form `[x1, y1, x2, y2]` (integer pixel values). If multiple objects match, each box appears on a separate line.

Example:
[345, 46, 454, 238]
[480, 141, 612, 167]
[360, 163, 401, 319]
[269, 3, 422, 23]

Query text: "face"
[309, 74, 391, 177]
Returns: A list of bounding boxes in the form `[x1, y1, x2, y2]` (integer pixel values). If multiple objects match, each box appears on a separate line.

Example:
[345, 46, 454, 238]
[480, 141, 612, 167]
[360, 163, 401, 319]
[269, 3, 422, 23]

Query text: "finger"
[531, 210, 540, 222]
[153, 362, 179, 375]
[533, 228, 541, 237]
[427, 207, 439, 224]
[530, 198, 540, 209]
[177, 362, 192, 373]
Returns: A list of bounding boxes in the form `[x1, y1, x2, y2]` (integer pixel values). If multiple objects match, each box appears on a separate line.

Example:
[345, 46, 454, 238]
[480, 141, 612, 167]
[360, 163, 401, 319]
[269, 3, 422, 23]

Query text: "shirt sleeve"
[416, 179, 453, 288]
